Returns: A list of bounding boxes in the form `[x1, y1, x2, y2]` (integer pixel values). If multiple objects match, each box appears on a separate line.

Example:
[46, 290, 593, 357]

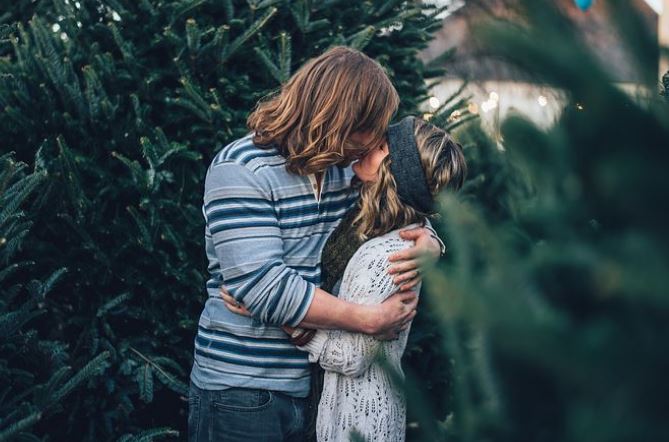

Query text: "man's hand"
[363, 290, 418, 340]
[388, 226, 442, 291]
[220, 286, 252, 316]
[221, 287, 317, 345]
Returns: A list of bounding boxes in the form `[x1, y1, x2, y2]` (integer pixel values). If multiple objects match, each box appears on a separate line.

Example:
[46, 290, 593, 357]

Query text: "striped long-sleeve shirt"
[190, 134, 358, 397]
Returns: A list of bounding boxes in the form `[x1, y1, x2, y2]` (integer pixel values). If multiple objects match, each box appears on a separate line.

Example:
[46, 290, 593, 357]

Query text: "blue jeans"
[188, 380, 308, 441]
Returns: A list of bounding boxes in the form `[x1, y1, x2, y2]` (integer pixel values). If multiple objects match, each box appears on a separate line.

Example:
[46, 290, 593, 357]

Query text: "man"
[188, 46, 442, 441]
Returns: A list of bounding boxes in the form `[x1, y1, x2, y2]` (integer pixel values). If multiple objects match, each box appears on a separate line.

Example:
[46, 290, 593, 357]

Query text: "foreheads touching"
[247, 46, 399, 175]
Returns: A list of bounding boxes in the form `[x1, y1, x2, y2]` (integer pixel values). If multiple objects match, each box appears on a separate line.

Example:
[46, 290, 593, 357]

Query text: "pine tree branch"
[51, 351, 111, 404]
[128, 347, 188, 396]
[220, 7, 277, 64]
[0, 411, 42, 442]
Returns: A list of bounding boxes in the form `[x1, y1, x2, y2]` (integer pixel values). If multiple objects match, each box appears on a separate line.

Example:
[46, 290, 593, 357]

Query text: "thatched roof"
[420, 0, 659, 83]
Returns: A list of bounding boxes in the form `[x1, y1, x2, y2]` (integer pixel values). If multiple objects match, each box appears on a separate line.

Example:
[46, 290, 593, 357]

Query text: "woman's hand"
[220, 286, 251, 316]
[388, 226, 442, 291]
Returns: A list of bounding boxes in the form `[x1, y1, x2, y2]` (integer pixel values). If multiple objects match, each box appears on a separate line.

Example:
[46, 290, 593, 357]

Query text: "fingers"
[398, 227, 425, 241]
[219, 288, 252, 316]
[375, 313, 415, 340]
[394, 297, 417, 326]
[399, 295, 418, 318]
[425, 234, 443, 259]
[375, 331, 398, 341]
[393, 290, 418, 304]
[226, 303, 252, 316]
[393, 269, 419, 284]
[388, 247, 421, 263]
[389, 259, 419, 275]
[399, 277, 421, 292]
[220, 291, 236, 304]
[402, 297, 419, 312]
[372, 290, 418, 337]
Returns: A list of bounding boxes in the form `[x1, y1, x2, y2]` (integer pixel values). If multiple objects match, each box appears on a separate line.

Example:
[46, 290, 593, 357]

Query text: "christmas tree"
[0, 152, 110, 440]
[419, 0, 669, 441]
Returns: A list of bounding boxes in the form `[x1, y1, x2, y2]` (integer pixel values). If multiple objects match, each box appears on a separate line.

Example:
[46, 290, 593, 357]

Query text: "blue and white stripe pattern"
[190, 133, 358, 397]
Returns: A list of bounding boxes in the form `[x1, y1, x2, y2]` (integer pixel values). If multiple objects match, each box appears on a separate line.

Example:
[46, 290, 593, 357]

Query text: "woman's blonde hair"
[247, 46, 399, 175]
[353, 118, 467, 240]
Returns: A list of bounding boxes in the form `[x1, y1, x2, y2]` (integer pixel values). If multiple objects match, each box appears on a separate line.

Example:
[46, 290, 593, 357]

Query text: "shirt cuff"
[424, 223, 446, 255]
[296, 330, 329, 363]
[287, 282, 316, 327]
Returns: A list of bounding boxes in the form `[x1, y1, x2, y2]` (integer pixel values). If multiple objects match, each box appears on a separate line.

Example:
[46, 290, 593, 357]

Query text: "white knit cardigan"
[297, 225, 422, 442]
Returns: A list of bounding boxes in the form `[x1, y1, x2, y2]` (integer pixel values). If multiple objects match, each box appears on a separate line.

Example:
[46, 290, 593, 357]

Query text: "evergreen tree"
[0, 152, 110, 441]
[0, 1, 461, 439]
[403, 92, 514, 440]
[420, 0, 669, 441]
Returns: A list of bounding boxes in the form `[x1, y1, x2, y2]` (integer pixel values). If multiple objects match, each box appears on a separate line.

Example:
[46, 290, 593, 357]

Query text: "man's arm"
[297, 244, 421, 376]
[204, 160, 317, 326]
[296, 288, 417, 334]
[423, 218, 446, 255]
[206, 160, 415, 333]
[221, 286, 416, 336]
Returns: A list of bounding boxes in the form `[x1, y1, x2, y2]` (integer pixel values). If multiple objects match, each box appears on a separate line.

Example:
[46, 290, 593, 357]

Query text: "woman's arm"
[298, 326, 385, 377]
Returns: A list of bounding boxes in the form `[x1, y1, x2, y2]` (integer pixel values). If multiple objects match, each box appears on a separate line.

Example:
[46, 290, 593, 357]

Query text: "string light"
[481, 99, 497, 113]
[428, 96, 441, 109]
[479, 91, 500, 113]
[447, 109, 462, 122]
[538, 95, 548, 107]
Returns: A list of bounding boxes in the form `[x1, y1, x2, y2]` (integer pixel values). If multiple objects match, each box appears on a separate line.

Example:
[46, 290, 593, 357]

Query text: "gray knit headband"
[387, 116, 434, 214]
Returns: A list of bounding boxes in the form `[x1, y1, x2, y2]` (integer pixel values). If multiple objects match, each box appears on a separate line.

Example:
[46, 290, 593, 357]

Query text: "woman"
[224, 115, 466, 441]
[292, 116, 466, 441]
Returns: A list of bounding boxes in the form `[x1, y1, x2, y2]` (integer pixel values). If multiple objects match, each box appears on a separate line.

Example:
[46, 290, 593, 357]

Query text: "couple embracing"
[188, 46, 466, 442]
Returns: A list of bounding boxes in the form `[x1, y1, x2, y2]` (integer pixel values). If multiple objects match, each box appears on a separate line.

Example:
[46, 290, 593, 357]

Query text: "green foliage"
[0, 0, 455, 439]
[403, 95, 519, 442]
[419, 1, 669, 441]
[0, 153, 110, 441]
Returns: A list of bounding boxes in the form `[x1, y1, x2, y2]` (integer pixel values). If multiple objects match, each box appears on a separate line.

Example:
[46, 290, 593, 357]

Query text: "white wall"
[424, 80, 565, 139]
[423, 80, 655, 140]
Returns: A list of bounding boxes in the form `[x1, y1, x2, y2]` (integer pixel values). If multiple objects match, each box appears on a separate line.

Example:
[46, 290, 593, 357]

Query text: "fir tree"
[0, 152, 110, 441]
[420, 0, 669, 441]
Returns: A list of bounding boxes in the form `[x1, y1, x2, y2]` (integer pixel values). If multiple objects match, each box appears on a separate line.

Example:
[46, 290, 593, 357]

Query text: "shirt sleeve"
[203, 160, 315, 326]
[424, 218, 446, 256]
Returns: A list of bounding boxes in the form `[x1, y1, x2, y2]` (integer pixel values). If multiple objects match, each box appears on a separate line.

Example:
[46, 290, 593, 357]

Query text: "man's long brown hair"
[247, 46, 399, 175]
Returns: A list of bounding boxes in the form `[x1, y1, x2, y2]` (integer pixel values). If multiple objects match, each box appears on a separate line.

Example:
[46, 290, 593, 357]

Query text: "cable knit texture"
[299, 224, 421, 442]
